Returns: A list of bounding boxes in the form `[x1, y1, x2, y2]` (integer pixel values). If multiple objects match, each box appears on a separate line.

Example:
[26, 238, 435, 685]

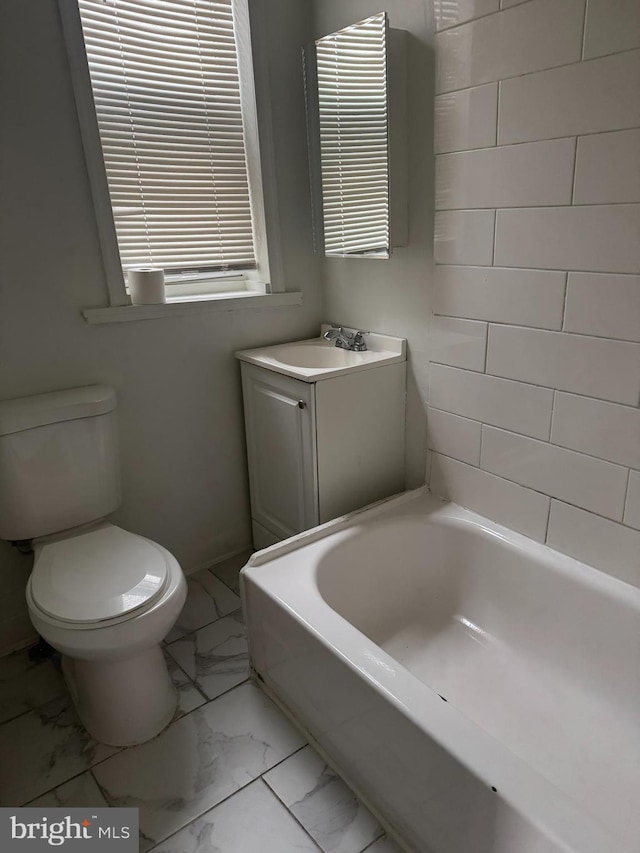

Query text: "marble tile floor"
[0, 552, 403, 853]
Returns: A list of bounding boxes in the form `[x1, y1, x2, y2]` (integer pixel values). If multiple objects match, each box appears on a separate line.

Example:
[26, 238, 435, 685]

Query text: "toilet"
[0, 385, 187, 747]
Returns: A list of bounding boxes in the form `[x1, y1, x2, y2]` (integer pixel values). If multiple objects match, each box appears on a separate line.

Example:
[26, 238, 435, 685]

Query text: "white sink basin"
[236, 329, 406, 382]
[271, 342, 366, 369]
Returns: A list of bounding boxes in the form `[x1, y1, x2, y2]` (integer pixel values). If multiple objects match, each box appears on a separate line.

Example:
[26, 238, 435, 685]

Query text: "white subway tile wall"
[581, 0, 640, 60]
[434, 210, 495, 264]
[494, 205, 640, 274]
[434, 84, 498, 154]
[431, 316, 487, 370]
[486, 325, 640, 404]
[498, 50, 640, 144]
[429, 364, 554, 439]
[429, 0, 640, 585]
[435, 138, 576, 210]
[546, 501, 640, 588]
[430, 454, 551, 542]
[427, 408, 482, 465]
[624, 472, 640, 531]
[435, 0, 585, 94]
[563, 273, 640, 341]
[434, 266, 566, 328]
[573, 129, 640, 205]
[433, 0, 499, 32]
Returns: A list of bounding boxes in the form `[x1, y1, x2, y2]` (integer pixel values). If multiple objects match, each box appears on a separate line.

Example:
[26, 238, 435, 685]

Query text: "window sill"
[82, 290, 303, 325]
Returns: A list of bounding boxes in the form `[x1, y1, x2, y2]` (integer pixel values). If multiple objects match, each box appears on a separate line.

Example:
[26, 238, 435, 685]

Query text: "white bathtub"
[242, 489, 639, 853]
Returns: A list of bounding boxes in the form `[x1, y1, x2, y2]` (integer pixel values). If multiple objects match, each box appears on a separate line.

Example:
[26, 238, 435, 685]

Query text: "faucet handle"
[352, 330, 368, 351]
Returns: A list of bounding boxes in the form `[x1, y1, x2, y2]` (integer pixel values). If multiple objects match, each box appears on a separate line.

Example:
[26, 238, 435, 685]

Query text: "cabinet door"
[241, 364, 318, 541]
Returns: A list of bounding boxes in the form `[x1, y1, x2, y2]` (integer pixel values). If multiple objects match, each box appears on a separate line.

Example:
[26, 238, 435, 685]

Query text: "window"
[61, 0, 286, 314]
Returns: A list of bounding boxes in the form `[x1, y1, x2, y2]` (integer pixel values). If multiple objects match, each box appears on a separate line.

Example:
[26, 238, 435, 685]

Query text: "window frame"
[59, 0, 291, 318]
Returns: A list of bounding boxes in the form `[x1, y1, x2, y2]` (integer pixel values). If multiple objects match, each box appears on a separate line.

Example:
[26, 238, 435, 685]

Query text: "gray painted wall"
[0, 0, 323, 652]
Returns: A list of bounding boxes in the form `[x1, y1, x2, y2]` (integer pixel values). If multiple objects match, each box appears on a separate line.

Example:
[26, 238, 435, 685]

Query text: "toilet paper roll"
[128, 267, 166, 305]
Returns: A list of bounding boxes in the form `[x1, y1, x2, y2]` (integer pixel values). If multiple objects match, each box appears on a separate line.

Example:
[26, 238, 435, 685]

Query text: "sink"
[271, 342, 365, 369]
[235, 328, 406, 383]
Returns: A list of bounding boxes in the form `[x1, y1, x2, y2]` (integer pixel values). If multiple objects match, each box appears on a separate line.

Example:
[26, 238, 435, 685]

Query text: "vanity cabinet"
[240, 359, 406, 549]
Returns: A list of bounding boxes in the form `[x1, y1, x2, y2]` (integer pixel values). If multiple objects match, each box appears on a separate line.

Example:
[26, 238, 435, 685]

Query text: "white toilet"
[0, 385, 187, 747]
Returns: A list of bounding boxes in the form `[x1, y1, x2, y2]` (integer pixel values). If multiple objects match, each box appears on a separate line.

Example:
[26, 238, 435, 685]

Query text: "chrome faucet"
[323, 326, 368, 352]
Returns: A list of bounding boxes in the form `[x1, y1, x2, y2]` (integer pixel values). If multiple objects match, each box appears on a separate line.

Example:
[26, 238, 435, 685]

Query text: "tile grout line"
[477, 420, 634, 471]
[494, 79, 501, 148]
[20, 766, 97, 808]
[437, 125, 640, 155]
[11, 612, 252, 805]
[165, 573, 242, 646]
[622, 468, 632, 516]
[561, 271, 569, 331]
[430, 361, 640, 407]
[431, 448, 637, 529]
[431, 313, 639, 342]
[257, 777, 326, 853]
[484, 323, 490, 373]
[543, 496, 553, 543]
[436, 201, 638, 210]
[570, 136, 579, 205]
[89, 767, 110, 807]
[430, 399, 640, 466]
[28, 688, 309, 840]
[580, 0, 588, 61]
[437, 0, 549, 36]
[432, 262, 640, 277]
[443, 417, 640, 477]
[261, 766, 386, 853]
[436, 46, 639, 97]
[140, 746, 311, 853]
[491, 210, 497, 265]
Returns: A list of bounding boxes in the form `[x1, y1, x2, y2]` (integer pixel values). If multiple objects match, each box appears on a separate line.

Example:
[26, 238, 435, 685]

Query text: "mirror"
[304, 13, 406, 260]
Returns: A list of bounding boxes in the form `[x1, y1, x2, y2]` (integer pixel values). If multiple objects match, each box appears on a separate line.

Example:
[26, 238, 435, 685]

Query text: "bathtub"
[242, 488, 639, 853]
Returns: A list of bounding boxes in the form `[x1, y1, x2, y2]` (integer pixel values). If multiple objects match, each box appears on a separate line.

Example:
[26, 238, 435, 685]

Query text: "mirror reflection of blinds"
[316, 13, 389, 258]
[76, 0, 256, 274]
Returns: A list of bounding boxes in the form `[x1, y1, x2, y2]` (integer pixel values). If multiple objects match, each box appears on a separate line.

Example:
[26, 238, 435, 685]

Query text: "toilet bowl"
[26, 522, 187, 746]
[0, 385, 188, 747]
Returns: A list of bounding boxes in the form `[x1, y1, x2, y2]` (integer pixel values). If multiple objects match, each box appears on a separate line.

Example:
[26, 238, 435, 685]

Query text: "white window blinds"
[77, 0, 256, 274]
[316, 12, 390, 258]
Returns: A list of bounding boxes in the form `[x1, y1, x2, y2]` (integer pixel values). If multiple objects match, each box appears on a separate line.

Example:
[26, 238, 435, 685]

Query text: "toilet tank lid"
[0, 385, 116, 436]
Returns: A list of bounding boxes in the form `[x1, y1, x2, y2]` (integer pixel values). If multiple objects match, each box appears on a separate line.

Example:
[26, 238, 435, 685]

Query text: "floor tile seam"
[209, 567, 243, 597]
[200, 563, 244, 596]
[255, 777, 325, 852]
[261, 773, 330, 851]
[0, 703, 62, 730]
[18, 766, 98, 808]
[0, 681, 79, 733]
[141, 744, 309, 852]
[194, 673, 251, 704]
[26, 730, 306, 842]
[163, 649, 206, 697]
[164, 607, 242, 647]
[22, 679, 256, 802]
[262, 771, 383, 853]
[88, 680, 301, 790]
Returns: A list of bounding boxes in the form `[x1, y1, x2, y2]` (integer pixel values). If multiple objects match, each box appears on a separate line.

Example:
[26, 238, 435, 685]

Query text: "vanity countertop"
[235, 327, 406, 383]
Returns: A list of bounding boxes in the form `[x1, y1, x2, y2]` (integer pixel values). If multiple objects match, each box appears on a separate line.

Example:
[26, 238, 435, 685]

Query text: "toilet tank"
[0, 385, 121, 541]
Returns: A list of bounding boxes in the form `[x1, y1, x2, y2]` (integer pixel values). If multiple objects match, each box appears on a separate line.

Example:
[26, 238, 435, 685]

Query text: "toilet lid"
[31, 525, 169, 623]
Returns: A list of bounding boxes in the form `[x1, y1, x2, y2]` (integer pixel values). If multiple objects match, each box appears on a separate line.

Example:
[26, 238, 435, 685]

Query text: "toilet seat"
[31, 524, 171, 626]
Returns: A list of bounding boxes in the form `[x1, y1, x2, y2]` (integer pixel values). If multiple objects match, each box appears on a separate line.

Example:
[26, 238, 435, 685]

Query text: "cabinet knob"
[297, 400, 306, 409]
